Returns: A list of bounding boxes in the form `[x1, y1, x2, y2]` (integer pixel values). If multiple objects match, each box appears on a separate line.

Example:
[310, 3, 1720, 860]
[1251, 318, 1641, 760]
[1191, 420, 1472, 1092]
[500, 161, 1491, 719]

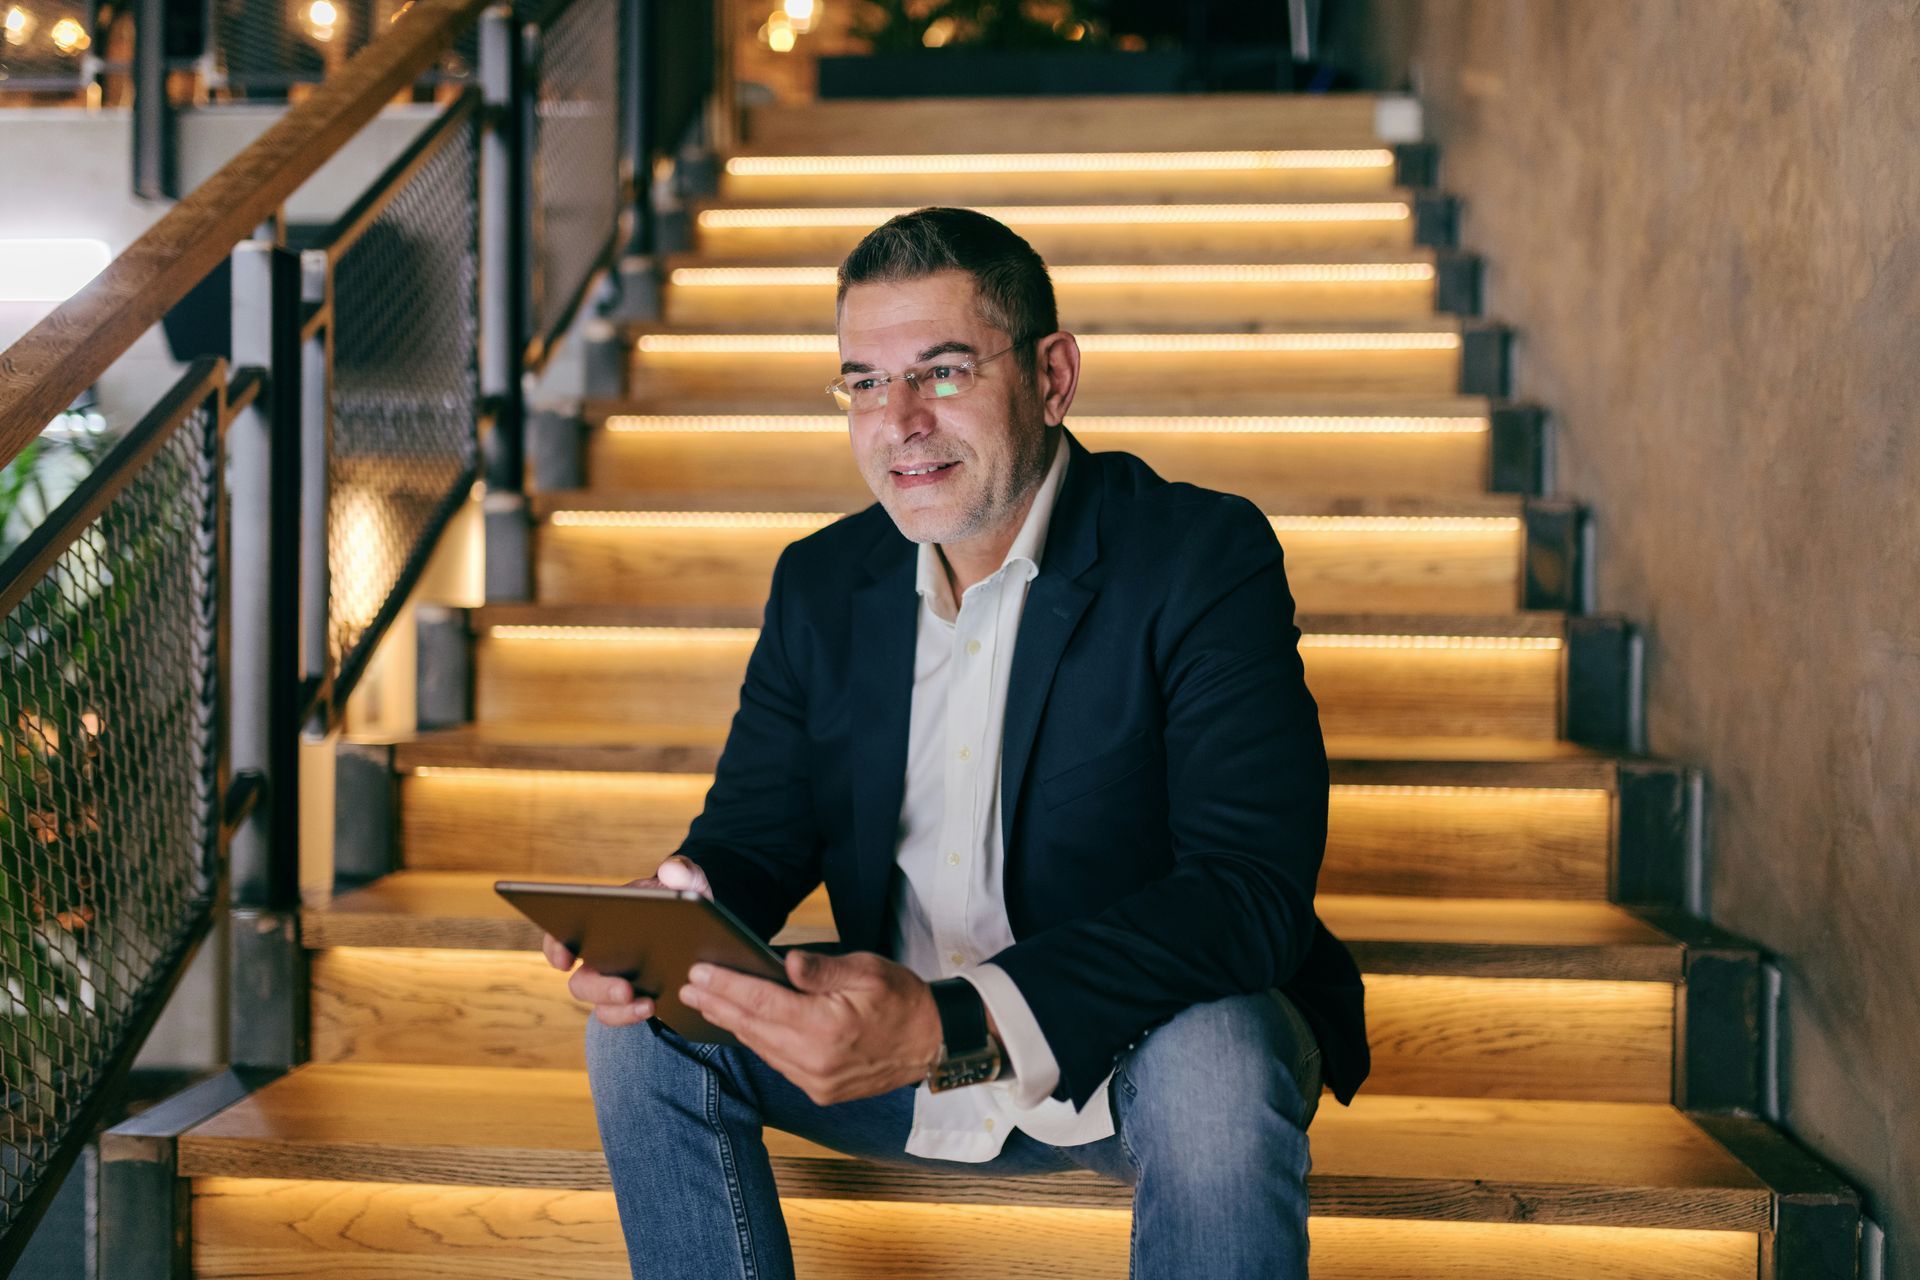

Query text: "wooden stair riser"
[308, 947, 1674, 1104]
[189, 1176, 1759, 1280]
[582, 425, 1496, 502]
[632, 342, 1464, 397]
[398, 769, 1613, 900]
[531, 524, 1525, 615]
[738, 95, 1408, 155]
[471, 632, 1562, 739]
[664, 271, 1445, 328]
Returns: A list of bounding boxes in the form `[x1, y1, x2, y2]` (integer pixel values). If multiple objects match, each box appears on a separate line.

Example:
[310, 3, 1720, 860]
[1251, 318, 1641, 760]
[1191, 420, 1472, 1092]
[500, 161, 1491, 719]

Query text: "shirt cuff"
[957, 963, 1060, 1109]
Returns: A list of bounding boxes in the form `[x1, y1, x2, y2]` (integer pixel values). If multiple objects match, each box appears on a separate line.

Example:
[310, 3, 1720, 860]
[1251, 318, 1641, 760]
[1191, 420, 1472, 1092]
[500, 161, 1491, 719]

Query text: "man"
[547, 207, 1369, 1279]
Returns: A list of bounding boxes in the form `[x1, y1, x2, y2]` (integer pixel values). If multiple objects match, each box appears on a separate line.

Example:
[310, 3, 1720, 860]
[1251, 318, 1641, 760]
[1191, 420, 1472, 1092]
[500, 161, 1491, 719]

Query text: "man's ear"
[1034, 331, 1081, 425]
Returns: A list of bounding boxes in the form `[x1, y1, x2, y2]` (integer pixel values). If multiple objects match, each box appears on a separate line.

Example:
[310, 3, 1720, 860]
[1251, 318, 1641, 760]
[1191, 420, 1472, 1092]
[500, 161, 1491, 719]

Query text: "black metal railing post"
[133, 0, 180, 198]
[479, 3, 529, 495]
[225, 237, 311, 1069]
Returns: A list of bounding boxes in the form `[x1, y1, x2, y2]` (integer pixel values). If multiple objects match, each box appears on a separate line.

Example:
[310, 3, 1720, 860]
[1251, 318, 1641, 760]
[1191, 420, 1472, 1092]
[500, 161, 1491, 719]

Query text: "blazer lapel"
[1000, 429, 1103, 852]
[847, 532, 917, 952]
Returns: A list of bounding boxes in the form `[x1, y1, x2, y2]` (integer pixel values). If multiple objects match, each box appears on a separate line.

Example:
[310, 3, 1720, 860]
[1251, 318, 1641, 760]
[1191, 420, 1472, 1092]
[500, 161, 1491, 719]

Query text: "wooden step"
[737, 94, 1421, 155]
[577, 398, 1520, 501]
[630, 323, 1481, 398]
[188, 1174, 1762, 1280]
[714, 153, 1407, 207]
[472, 606, 1570, 741]
[528, 493, 1532, 616]
[389, 726, 1619, 899]
[690, 201, 1443, 262]
[661, 254, 1469, 327]
[177, 1062, 1775, 1234]
[304, 878, 1684, 1103]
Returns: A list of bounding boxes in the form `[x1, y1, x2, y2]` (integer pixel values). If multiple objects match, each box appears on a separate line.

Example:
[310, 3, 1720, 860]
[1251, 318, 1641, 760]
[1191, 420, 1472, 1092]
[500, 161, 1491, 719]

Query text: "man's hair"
[836, 207, 1058, 369]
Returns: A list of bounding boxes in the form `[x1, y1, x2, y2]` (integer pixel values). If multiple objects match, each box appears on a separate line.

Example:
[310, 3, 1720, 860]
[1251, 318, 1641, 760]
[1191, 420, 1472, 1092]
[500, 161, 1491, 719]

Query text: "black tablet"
[496, 880, 792, 1047]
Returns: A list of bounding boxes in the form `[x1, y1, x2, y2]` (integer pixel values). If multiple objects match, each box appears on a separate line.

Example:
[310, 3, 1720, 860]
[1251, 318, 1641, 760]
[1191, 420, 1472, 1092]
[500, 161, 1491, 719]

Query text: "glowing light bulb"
[2, 7, 33, 46]
[303, 0, 338, 41]
[782, 0, 815, 33]
[922, 16, 955, 47]
[761, 11, 795, 51]
[49, 16, 89, 53]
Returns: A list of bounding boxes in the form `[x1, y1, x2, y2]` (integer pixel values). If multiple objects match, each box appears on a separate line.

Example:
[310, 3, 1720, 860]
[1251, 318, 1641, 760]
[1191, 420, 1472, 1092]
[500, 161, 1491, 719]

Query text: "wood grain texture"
[588, 425, 1491, 506]
[310, 948, 1674, 1102]
[190, 1177, 1758, 1280]
[396, 741, 1611, 898]
[738, 94, 1398, 154]
[589, 390, 1494, 421]
[0, 0, 491, 467]
[473, 620, 1555, 737]
[175, 1063, 1773, 1229]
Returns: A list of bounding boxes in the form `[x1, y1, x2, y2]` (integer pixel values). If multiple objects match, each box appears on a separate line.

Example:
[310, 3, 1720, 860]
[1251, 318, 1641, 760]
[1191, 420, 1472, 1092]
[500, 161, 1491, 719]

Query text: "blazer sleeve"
[989, 495, 1330, 1110]
[674, 545, 825, 942]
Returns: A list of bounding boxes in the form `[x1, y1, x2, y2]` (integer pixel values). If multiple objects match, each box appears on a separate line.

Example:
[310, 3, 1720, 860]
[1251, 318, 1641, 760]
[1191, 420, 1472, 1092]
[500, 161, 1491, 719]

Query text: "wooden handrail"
[0, 0, 493, 473]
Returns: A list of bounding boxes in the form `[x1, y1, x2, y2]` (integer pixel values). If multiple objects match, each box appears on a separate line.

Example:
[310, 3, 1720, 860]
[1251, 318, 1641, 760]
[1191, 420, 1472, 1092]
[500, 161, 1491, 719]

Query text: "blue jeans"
[586, 988, 1323, 1279]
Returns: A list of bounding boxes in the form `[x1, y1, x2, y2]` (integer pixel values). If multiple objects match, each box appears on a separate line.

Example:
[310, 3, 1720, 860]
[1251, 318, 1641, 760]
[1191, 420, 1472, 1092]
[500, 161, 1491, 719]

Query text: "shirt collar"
[914, 429, 1070, 622]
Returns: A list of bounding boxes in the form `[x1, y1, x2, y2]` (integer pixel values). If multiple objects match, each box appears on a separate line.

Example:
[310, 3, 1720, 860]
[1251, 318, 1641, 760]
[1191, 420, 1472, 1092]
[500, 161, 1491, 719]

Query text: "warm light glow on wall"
[2, 6, 33, 45]
[697, 202, 1412, 229]
[603, 413, 1487, 435]
[47, 15, 88, 53]
[724, 149, 1396, 177]
[670, 263, 1436, 288]
[636, 332, 1459, 355]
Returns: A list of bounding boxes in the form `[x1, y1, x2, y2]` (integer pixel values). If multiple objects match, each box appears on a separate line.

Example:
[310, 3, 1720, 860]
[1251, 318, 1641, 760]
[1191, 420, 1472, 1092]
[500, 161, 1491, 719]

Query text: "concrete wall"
[1398, 2, 1919, 1273]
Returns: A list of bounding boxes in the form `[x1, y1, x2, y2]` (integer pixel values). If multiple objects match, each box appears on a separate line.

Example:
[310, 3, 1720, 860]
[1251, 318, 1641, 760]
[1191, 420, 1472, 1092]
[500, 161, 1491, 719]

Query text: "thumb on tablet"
[651, 855, 713, 900]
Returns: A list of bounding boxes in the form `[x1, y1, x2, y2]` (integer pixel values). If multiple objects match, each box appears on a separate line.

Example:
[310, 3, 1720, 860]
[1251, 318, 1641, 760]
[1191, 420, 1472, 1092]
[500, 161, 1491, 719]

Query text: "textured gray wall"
[1403, 2, 1919, 1273]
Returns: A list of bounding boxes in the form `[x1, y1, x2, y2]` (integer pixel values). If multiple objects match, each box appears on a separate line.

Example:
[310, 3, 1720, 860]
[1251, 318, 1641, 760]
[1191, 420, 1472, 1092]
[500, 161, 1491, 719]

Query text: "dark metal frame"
[0, 358, 238, 1275]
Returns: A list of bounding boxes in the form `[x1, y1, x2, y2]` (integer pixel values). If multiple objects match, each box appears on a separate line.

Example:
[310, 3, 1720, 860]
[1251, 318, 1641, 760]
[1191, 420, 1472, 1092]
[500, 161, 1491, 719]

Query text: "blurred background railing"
[0, 0, 696, 1263]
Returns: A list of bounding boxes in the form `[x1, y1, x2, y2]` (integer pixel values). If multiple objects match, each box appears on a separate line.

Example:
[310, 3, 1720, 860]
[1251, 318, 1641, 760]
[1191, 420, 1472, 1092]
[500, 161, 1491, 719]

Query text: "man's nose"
[879, 383, 933, 442]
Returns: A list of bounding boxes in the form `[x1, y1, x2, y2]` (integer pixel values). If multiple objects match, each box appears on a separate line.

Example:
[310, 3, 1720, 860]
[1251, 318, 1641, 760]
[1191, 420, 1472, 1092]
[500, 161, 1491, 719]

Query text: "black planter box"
[817, 49, 1188, 99]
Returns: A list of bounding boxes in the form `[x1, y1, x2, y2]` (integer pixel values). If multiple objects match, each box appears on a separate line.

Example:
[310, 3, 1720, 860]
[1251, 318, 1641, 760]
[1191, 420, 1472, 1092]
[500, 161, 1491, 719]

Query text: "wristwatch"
[925, 978, 1004, 1092]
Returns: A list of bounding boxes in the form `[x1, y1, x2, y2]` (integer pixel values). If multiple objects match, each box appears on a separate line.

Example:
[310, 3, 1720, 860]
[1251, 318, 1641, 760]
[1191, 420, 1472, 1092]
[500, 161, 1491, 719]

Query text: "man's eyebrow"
[839, 340, 976, 375]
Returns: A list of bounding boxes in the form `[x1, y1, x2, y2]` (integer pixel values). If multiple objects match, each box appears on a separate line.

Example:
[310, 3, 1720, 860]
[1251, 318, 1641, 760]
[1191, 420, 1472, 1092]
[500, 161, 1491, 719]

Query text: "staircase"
[166, 94, 1857, 1278]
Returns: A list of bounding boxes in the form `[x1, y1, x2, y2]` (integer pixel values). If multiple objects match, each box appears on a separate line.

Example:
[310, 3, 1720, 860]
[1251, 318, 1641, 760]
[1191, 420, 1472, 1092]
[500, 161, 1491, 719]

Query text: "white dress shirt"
[888, 432, 1117, 1162]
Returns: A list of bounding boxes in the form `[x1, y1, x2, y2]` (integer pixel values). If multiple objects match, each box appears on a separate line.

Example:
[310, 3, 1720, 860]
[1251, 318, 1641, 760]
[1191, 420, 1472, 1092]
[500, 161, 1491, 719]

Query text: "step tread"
[530, 489, 1526, 519]
[301, 873, 1686, 980]
[664, 248, 1449, 272]
[387, 725, 1624, 784]
[474, 603, 1574, 639]
[175, 1062, 1773, 1230]
[631, 317, 1470, 338]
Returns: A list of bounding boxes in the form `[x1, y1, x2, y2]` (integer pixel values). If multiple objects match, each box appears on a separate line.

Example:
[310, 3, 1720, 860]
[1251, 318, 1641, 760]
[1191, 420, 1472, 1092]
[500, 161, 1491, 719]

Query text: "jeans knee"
[1118, 991, 1321, 1154]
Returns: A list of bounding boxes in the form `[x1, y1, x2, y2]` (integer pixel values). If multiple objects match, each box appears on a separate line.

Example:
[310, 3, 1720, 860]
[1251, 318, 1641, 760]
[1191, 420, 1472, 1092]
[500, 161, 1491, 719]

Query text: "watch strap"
[926, 977, 1002, 1092]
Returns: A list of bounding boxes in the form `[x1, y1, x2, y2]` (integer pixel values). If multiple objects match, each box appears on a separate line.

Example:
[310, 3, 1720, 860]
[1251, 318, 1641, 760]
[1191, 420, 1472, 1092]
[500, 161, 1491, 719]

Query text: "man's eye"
[850, 377, 882, 392]
[926, 365, 959, 381]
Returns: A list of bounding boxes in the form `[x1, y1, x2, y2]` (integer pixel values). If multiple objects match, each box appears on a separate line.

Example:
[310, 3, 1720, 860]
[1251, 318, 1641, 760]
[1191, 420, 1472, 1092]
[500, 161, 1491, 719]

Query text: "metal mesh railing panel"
[0, 0, 96, 90]
[529, 0, 620, 347]
[0, 401, 220, 1239]
[327, 110, 479, 684]
[213, 0, 474, 90]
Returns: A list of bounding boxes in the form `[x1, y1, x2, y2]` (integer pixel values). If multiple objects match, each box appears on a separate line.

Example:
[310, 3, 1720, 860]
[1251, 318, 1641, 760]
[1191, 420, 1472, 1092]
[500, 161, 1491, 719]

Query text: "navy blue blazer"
[677, 427, 1370, 1110]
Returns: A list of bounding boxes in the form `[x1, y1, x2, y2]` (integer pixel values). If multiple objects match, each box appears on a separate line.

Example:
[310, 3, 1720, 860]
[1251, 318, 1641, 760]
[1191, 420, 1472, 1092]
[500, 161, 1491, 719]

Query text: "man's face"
[836, 270, 1051, 547]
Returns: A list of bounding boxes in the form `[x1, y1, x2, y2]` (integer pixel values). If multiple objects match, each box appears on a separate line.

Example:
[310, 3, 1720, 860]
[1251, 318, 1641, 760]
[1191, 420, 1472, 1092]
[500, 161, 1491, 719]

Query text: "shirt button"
[965, 639, 981, 656]
[946, 852, 961, 866]
[949, 951, 966, 966]
[984, 1117, 996, 1132]
[957, 745, 971, 761]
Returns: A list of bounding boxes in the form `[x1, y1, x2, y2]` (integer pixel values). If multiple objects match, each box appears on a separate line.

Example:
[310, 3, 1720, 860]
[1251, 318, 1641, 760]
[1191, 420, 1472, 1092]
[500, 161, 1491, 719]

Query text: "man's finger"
[692, 963, 810, 1023]
[683, 983, 809, 1064]
[568, 965, 634, 1007]
[592, 996, 656, 1028]
[542, 934, 575, 971]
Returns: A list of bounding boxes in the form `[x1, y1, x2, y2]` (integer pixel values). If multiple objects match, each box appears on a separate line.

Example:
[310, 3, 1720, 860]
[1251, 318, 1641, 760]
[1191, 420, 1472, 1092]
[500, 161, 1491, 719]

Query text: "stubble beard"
[876, 389, 1055, 547]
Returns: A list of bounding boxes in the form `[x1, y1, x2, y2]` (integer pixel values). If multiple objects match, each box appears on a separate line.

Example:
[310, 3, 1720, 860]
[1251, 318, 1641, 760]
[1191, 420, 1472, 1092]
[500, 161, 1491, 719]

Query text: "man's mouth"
[892, 461, 960, 477]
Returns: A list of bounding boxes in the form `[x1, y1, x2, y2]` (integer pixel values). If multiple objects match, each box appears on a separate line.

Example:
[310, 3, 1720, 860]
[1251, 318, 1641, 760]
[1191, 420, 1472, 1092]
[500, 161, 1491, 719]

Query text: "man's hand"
[682, 949, 943, 1106]
[540, 855, 713, 1027]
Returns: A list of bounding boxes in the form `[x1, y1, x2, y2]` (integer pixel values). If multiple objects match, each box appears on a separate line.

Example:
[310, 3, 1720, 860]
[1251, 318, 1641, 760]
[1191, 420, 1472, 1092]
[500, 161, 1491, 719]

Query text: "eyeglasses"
[825, 342, 1023, 413]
